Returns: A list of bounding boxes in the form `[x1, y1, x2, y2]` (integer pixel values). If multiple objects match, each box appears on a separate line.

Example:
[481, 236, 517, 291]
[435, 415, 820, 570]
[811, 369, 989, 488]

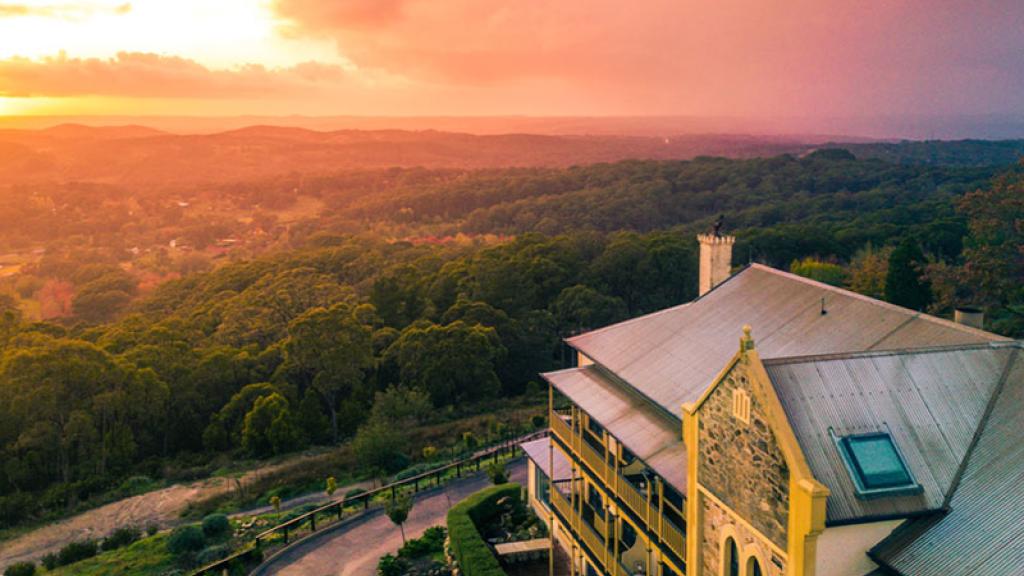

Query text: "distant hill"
[841, 139, 1024, 166]
[0, 125, 1018, 187]
[0, 126, 823, 186]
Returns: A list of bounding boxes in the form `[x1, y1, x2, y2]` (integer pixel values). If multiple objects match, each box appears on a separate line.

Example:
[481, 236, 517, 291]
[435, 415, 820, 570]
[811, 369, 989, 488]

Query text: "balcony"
[550, 405, 686, 573]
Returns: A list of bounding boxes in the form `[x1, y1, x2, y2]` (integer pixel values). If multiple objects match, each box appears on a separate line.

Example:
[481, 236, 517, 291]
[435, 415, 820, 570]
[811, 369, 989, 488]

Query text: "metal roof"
[521, 437, 573, 482]
[543, 365, 687, 492]
[764, 343, 1020, 524]
[871, 346, 1024, 575]
[567, 264, 1007, 415]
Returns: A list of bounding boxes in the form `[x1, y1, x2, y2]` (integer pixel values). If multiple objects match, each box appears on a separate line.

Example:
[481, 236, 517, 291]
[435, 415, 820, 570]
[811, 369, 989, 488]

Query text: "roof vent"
[954, 306, 984, 330]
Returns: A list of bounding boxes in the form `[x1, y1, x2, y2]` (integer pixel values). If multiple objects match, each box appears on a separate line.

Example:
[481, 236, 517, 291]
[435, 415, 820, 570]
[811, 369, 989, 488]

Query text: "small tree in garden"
[270, 495, 281, 514]
[462, 431, 478, 453]
[326, 476, 337, 497]
[386, 492, 413, 543]
[487, 461, 507, 484]
[422, 445, 437, 460]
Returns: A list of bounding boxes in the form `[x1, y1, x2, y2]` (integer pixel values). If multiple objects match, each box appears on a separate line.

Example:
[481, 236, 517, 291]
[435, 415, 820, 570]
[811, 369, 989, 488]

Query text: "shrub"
[101, 525, 141, 551]
[57, 540, 98, 566]
[326, 476, 337, 497]
[40, 554, 58, 571]
[345, 487, 368, 499]
[392, 462, 436, 482]
[118, 475, 154, 495]
[399, 526, 446, 558]
[446, 483, 520, 576]
[4, 562, 35, 576]
[195, 544, 230, 566]
[146, 523, 159, 536]
[167, 525, 206, 556]
[422, 445, 437, 460]
[377, 553, 409, 576]
[201, 513, 231, 539]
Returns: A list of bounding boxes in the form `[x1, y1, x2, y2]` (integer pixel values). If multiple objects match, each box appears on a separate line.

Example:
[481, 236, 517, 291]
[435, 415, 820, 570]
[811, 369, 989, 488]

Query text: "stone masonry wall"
[702, 497, 786, 576]
[697, 356, 789, 549]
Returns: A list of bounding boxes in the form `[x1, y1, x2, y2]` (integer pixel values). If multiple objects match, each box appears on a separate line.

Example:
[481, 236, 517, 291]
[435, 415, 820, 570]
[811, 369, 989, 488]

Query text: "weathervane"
[712, 214, 725, 237]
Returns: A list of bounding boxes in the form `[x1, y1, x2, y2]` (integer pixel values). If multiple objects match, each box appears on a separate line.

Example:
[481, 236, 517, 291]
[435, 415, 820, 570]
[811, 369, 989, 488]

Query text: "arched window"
[724, 538, 739, 576]
[747, 557, 763, 576]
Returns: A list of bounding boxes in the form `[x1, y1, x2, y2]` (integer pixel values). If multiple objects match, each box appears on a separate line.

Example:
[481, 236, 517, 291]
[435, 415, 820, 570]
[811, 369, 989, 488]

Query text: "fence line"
[192, 430, 548, 575]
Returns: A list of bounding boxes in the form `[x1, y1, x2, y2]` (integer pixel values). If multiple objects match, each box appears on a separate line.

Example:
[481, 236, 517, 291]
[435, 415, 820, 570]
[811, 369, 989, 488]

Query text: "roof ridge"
[566, 263, 755, 345]
[940, 347, 1021, 508]
[749, 263, 1008, 341]
[762, 340, 1023, 367]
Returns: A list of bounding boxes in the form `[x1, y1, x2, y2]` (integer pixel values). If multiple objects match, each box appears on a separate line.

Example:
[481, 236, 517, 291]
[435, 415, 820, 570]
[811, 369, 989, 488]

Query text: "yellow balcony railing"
[579, 518, 608, 569]
[551, 412, 573, 446]
[662, 519, 686, 562]
[551, 488, 573, 528]
[616, 474, 649, 521]
[578, 435, 608, 482]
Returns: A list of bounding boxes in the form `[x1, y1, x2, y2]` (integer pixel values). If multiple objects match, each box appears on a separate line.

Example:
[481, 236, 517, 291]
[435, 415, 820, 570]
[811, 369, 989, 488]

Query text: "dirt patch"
[0, 451, 357, 570]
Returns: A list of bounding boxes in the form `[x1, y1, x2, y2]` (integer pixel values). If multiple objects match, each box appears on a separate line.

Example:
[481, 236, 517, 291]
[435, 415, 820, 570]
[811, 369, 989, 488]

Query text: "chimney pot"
[954, 306, 984, 330]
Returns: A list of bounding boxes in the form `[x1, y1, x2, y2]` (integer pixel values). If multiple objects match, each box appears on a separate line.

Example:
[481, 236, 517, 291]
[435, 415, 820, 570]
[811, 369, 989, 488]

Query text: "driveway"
[256, 458, 527, 576]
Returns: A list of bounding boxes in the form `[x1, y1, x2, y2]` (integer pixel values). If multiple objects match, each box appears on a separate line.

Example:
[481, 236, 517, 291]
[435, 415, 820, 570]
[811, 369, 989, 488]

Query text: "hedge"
[446, 483, 521, 576]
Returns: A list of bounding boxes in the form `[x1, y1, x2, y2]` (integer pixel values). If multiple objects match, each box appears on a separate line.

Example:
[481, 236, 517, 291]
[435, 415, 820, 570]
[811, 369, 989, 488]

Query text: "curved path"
[256, 459, 527, 576]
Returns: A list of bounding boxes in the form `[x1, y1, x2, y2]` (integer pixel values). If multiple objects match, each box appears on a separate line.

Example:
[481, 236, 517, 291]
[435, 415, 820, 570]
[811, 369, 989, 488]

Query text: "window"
[748, 558, 762, 576]
[534, 465, 550, 509]
[725, 538, 739, 576]
[732, 388, 751, 423]
[834, 431, 922, 499]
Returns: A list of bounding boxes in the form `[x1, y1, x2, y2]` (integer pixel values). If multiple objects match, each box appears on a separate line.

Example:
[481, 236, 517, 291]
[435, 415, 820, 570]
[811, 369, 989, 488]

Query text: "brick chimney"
[697, 233, 735, 296]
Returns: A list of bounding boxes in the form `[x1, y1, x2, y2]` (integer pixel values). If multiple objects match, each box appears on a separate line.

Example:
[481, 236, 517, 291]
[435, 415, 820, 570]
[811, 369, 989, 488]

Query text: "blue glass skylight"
[835, 432, 922, 499]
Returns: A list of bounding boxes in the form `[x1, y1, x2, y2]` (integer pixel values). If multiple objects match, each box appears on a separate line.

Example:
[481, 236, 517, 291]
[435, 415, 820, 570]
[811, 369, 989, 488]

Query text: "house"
[521, 233, 1022, 576]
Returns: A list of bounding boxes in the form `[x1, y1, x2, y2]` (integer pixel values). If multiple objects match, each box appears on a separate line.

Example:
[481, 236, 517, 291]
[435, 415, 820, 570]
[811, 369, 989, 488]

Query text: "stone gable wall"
[696, 357, 789, 549]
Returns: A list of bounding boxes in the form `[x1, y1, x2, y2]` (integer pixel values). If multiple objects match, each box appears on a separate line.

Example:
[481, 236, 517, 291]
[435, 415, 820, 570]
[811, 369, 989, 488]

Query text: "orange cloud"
[272, 0, 1024, 118]
[0, 2, 130, 19]
[0, 52, 358, 98]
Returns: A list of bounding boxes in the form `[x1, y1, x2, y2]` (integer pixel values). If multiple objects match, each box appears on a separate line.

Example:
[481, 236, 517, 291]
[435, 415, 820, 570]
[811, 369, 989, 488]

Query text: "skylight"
[834, 432, 922, 499]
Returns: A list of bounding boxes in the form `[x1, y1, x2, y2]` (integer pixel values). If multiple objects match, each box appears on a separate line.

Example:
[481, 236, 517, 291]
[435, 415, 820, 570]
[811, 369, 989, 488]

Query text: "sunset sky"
[0, 0, 1022, 126]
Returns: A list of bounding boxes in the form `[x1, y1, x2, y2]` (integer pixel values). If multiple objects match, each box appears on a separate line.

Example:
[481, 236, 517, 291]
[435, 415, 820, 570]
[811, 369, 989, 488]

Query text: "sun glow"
[0, 0, 340, 69]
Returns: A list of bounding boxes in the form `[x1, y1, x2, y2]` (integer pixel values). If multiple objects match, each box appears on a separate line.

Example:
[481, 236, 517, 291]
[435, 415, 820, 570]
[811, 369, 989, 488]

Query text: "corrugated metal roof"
[521, 437, 573, 482]
[543, 365, 687, 491]
[870, 347, 1024, 576]
[764, 343, 1019, 524]
[568, 264, 1007, 415]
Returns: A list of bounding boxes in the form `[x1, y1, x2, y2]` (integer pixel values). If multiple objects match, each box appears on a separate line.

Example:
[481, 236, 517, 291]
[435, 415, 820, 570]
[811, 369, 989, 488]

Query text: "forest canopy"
[0, 150, 1020, 527]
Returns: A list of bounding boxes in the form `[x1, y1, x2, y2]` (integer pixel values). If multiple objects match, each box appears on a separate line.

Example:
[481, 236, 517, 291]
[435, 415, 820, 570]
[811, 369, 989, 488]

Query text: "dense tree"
[385, 321, 505, 406]
[958, 170, 1024, 335]
[352, 416, 408, 484]
[241, 393, 303, 456]
[789, 258, 846, 286]
[846, 244, 891, 299]
[886, 240, 934, 311]
[283, 302, 374, 443]
[551, 285, 628, 334]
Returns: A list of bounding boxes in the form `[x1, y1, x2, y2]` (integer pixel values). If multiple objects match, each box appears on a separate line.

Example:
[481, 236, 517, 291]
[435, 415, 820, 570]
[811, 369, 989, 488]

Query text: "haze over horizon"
[1, 1, 1023, 139]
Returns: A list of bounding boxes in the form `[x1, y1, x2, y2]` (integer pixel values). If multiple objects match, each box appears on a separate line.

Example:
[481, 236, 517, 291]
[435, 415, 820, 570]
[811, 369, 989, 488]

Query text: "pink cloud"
[272, 0, 1024, 117]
